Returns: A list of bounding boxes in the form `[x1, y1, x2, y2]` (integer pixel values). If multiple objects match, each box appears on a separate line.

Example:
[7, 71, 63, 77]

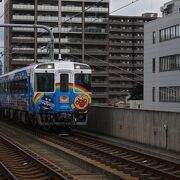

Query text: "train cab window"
[60, 74, 69, 92]
[35, 73, 54, 92]
[75, 74, 91, 92]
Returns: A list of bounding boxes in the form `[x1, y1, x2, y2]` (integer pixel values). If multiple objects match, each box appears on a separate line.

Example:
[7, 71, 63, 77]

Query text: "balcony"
[61, 38, 82, 44]
[37, 16, 58, 22]
[37, 38, 59, 43]
[85, 39, 108, 45]
[12, 36, 34, 43]
[61, 27, 82, 33]
[92, 82, 108, 87]
[37, 59, 51, 62]
[84, 60, 107, 66]
[110, 84, 134, 88]
[13, 47, 34, 51]
[110, 63, 134, 68]
[85, 0, 109, 2]
[37, 49, 59, 54]
[12, 58, 34, 62]
[109, 91, 129, 96]
[12, 27, 34, 32]
[12, 47, 34, 54]
[85, 17, 108, 23]
[110, 28, 133, 33]
[92, 71, 108, 77]
[110, 49, 134, 54]
[85, 49, 108, 55]
[109, 56, 132, 60]
[61, 6, 82, 12]
[92, 92, 109, 99]
[85, 7, 108, 12]
[109, 42, 133, 47]
[109, 77, 133, 81]
[60, 49, 81, 54]
[12, 15, 34, 21]
[62, 17, 82, 23]
[85, 28, 107, 33]
[109, 70, 133, 74]
[13, 4, 34, 10]
[38, 5, 58, 11]
[109, 34, 134, 40]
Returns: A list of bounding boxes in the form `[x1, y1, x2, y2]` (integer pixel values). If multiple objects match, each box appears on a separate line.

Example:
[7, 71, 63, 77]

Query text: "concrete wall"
[84, 106, 180, 153]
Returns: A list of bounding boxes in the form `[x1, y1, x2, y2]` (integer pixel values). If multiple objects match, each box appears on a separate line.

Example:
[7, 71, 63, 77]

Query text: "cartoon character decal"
[74, 94, 88, 110]
[38, 94, 55, 111]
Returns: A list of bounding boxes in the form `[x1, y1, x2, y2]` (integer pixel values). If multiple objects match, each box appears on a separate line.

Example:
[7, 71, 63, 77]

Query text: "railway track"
[32, 129, 180, 180]
[1, 120, 180, 179]
[0, 134, 75, 180]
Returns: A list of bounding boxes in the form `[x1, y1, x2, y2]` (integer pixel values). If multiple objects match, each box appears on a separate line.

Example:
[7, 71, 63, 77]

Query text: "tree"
[129, 83, 143, 100]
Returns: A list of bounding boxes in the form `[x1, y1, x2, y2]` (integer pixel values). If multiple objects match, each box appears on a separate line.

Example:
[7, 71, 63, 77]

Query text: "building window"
[152, 87, 155, 102]
[152, 58, 155, 73]
[160, 24, 180, 42]
[153, 31, 156, 44]
[159, 86, 180, 102]
[176, 25, 180, 37]
[160, 54, 180, 72]
[170, 26, 175, 38]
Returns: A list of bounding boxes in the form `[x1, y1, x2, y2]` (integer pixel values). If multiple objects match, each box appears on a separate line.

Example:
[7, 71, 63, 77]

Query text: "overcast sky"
[110, 0, 169, 16]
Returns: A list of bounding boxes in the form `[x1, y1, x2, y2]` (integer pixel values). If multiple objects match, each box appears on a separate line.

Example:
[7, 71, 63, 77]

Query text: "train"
[0, 61, 92, 128]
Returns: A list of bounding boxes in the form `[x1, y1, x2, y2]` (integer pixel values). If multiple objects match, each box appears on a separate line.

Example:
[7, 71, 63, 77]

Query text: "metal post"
[0, 24, 54, 61]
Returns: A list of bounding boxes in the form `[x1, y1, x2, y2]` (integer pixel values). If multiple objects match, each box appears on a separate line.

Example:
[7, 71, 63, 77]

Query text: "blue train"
[0, 61, 92, 127]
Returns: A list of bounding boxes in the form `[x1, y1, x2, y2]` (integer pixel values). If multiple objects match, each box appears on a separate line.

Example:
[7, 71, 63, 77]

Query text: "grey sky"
[110, 0, 169, 16]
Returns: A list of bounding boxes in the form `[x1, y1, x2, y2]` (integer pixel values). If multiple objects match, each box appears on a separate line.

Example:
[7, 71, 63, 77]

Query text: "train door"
[59, 71, 72, 110]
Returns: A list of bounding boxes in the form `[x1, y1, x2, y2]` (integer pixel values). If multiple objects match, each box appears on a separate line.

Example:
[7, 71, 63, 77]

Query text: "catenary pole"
[0, 24, 54, 61]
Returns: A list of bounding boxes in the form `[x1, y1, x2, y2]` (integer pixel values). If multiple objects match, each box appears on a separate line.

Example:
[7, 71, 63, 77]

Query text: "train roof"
[0, 61, 91, 78]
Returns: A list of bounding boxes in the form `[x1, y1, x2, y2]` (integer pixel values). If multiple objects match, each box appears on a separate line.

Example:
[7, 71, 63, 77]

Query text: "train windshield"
[75, 74, 91, 92]
[35, 73, 54, 92]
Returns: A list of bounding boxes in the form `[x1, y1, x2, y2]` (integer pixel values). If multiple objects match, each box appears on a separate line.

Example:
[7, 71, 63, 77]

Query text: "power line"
[110, 0, 140, 15]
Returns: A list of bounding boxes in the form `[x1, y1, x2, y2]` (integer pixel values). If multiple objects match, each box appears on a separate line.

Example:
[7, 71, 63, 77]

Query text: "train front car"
[32, 61, 92, 127]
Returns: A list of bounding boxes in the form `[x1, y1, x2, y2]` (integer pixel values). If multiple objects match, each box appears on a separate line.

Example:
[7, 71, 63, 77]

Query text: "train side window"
[60, 74, 69, 92]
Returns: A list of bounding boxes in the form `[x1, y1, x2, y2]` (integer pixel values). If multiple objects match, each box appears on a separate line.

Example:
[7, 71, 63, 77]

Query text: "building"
[108, 13, 157, 104]
[0, 60, 2, 75]
[144, 0, 180, 112]
[4, 0, 109, 104]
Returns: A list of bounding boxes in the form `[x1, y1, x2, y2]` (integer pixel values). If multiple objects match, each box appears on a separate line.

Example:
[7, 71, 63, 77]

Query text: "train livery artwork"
[0, 61, 92, 128]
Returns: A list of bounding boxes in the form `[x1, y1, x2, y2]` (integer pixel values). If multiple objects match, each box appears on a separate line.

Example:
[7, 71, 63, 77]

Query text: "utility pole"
[0, 24, 54, 61]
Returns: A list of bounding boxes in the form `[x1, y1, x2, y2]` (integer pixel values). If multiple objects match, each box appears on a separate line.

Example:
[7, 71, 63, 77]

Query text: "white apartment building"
[144, 0, 180, 112]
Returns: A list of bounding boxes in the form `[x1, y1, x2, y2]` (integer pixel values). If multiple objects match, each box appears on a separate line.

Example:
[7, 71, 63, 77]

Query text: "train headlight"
[60, 96, 69, 103]
[74, 95, 88, 110]
[75, 65, 80, 69]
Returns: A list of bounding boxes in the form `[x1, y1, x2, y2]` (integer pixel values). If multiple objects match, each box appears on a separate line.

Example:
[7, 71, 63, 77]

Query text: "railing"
[37, 49, 59, 53]
[38, 5, 58, 11]
[85, 7, 108, 12]
[37, 16, 58, 22]
[85, 17, 108, 23]
[61, 27, 82, 33]
[13, 4, 34, 10]
[12, 15, 34, 21]
[60, 38, 82, 43]
[62, 17, 82, 23]
[13, 47, 34, 51]
[12, 58, 34, 62]
[61, 6, 82, 11]
[37, 38, 59, 43]
[13, 37, 34, 40]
